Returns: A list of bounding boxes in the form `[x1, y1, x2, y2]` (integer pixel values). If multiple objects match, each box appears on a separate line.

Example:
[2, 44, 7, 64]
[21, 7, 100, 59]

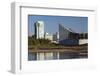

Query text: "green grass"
[28, 36, 87, 50]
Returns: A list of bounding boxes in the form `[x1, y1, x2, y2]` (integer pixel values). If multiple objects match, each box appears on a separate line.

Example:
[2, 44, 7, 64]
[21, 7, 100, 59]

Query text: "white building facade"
[34, 21, 44, 39]
[44, 32, 53, 41]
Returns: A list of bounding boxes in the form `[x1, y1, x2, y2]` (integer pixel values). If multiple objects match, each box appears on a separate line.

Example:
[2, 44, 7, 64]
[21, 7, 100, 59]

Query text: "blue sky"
[28, 15, 88, 36]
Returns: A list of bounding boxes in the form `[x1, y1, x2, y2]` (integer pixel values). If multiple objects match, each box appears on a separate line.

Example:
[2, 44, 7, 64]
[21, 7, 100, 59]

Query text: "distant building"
[53, 32, 59, 42]
[44, 32, 53, 41]
[34, 21, 44, 39]
[79, 33, 88, 39]
[79, 33, 88, 45]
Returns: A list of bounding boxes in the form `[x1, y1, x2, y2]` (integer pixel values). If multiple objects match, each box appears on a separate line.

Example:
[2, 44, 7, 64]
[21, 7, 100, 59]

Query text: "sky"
[28, 15, 88, 36]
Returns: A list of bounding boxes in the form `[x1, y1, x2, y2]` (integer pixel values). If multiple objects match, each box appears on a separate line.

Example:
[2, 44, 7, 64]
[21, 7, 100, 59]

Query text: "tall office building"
[34, 21, 44, 39]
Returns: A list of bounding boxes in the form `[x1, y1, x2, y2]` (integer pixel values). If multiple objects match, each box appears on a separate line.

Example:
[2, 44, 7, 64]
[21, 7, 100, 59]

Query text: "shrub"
[28, 37, 51, 46]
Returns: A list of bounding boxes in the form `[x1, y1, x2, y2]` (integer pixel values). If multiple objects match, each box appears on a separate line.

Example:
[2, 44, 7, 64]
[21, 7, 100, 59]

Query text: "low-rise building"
[44, 32, 53, 41]
[53, 32, 59, 42]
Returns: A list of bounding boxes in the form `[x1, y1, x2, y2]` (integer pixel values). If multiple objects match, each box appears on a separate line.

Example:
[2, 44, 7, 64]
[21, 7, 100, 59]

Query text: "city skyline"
[28, 15, 88, 36]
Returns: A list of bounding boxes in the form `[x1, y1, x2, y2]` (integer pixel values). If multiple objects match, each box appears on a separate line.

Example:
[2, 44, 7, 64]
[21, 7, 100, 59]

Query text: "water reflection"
[28, 50, 88, 61]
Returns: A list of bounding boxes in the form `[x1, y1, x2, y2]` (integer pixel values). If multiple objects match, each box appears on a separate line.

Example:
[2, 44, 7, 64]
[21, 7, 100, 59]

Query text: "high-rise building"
[34, 21, 44, 39]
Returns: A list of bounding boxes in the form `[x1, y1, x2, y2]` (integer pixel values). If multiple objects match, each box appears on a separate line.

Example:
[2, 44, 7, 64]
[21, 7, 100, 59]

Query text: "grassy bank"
[28, 37, 87, 50]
